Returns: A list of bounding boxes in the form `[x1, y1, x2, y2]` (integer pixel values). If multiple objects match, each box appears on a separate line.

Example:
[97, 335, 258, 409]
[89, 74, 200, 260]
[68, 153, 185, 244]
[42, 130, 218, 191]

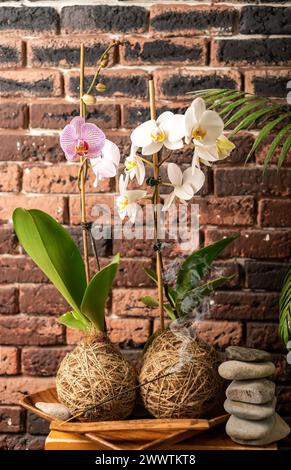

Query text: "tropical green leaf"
[278, 134, 291, 171]
[176, 235, 239, 298]
[143, 267, 158, 284]
[141, 296, 159, 308]
[81, 253, 120, 331]
[58, 311, 88, 331]
[279, 268, 291, 346]
[144, 267, 177, 305]
[13, 209, 88, 324]
[263, 124, 291, 170]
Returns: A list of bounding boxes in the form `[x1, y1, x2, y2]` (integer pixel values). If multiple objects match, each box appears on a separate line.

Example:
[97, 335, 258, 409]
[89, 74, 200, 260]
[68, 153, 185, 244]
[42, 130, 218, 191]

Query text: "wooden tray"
[20, 387, 229, 450]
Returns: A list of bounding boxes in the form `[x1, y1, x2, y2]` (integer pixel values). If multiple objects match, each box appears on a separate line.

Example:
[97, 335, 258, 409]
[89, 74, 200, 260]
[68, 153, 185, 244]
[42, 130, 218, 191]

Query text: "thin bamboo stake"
[79, 44, 90, 284]
[149, 78, 164, 332]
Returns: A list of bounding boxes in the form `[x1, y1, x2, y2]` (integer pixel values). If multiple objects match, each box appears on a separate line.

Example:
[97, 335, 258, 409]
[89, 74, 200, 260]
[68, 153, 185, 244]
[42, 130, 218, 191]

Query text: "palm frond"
[188, 89, 291, 169]
[279, 268, 291, 347]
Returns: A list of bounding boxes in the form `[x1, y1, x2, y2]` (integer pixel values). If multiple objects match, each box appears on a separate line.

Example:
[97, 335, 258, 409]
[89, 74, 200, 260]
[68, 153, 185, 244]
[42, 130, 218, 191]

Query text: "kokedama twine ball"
[56, 331, 137, 421]
[139, 327, 223, 419]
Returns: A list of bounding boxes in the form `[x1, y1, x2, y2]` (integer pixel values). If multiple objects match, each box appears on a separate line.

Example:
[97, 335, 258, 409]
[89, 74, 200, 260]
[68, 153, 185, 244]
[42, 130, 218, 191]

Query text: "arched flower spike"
[60, 116, 106, 162]
[90, 139, 120, 187]
[116, 174, 147, 223]
[185, 97, 224, 146]
[125, 145, 145, 186]
[162, 163, 205, 211]
[131, 111, 185, 156]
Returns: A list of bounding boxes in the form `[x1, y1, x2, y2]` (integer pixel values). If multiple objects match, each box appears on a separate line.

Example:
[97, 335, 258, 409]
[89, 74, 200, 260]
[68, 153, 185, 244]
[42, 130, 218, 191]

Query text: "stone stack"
[218, 346, 290, 446]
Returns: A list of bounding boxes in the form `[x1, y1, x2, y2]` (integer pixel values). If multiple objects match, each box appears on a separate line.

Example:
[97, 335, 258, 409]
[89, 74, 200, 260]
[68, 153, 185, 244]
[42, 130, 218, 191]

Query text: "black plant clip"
[146, 176, 160, 187]
[153, 242, 163, 252]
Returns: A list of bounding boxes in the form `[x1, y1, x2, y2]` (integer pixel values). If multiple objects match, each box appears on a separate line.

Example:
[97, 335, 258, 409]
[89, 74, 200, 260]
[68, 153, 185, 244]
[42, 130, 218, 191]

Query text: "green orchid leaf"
[81, 253, 120, 331]
[141, 296, 159, 308]
[58, 311, 88, 331]
[163, 303, 177, 321]
[13, 208, 87, 319]
[143, 267, 158, 284]
[176, 235, 239, 298]
[178, 275, 235, 316]
[279, 268, 291, 346]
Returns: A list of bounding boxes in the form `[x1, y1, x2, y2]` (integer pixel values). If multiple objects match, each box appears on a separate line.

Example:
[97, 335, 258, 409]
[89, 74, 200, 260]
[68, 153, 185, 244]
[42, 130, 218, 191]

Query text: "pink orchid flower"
[60, 116, 105, 161]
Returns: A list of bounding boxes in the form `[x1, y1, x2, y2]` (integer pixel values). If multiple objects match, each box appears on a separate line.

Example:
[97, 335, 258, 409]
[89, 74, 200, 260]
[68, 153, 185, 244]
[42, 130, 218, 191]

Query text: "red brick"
[114, 258, 154, 288]
[205, 228, 291, 259]
[106, 130, 131, 160]
[150, 4, 236, 36]
[258, 199, 291, 227]
[194, 320, 243, 349]
[0, 6, 59, 37]
[246, 323, 284, 352]
[121, 101, 188, 129]
[272, 354, 291, 383]
[0, 39, 24, 69]
[112, 288, 158, 318]
[245, 69, 291, 98]
[0, 195, 67, 224]
[0, 347, 18, 375]
[155, 68, 241, 100]
[23, 164, 112, 194]
[0, 286, 18, 314]
[21, 347, 69, 376]
[0, 406, 24, 433]
[0, 134, 64, 163]
[107, 318, 151, 346]
[0, 256, 47, 284]
[69, 194, 114, 225]
[0, 433, 45, 450]
[27, 411, 49, 435]
[0, 314, 64, 346]
[0, 102, 28, 129]
[245, 261, 289, 291]
[65, 69, 149, 99]
[0, 226, 19, 255]
[0, 377, 55, 405]
[66, 328, 83, 345]
[198, 196, 254, 226]
[0, 163, 21, 192]
[256, 137, 291, 166]
[30, 102, 120, 130]
[207, 261, 241, 288]
[27, 37, 116, 68]
[120, 37, 207, 66]
[19, 285, 68, 315]
[211, 38, 291, 67]
[0, 70, 63, 98]
[214, 167, 291, 197]
[209, 291, 279, 320]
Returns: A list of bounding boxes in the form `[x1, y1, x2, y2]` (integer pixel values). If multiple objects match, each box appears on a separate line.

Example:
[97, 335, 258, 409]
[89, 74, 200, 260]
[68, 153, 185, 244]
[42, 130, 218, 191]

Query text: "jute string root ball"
[139, 327, 223, 419]
[56, 332, 137, 421]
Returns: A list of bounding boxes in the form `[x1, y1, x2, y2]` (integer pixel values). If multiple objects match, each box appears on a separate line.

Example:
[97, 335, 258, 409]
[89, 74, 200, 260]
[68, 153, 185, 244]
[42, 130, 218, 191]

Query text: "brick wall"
[0, 0, 291, 449]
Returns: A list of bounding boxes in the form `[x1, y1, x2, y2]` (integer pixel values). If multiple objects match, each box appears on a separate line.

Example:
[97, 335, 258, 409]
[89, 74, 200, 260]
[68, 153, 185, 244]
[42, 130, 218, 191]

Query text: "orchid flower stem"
[139, 156, 154, 167]
[86, 41, 121, 96]
[160, 182, 175, 187]
[158, 151, 173, 167]
[149, 78, 164, 332]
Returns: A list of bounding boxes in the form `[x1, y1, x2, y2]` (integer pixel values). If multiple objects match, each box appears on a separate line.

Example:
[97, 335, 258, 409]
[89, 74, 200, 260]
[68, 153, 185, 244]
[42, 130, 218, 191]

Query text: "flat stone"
[231, 414, 290, 446]
[226, 346, 271, 363]
[224, 397, 276, 420]
[219, 360, 275, 380]
[226, 379, 275, 404]
[35, 402, 71, 421]
[226, 414, 275, 440]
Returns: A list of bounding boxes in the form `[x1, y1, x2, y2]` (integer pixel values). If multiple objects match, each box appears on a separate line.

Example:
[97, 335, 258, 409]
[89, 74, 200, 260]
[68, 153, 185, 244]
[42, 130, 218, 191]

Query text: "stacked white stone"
[218, 346, 290, 446]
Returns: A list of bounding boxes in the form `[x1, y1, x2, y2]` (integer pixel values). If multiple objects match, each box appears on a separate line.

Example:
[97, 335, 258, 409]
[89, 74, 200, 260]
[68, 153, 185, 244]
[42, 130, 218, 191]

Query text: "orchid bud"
[100, 55, 109, 68]
[96, 83, 107, 93]
[82, 94, 95, 105]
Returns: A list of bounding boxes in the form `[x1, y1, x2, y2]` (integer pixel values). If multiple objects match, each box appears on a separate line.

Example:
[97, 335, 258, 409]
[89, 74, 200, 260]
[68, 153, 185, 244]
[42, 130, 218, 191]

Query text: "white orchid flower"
[116, 174, 147, 223]
[185, 97, 224, 146]
[162, 163, 205, 211]
[192, 134, 235, 171]
[90, 139, 120, 188]
[131, 111, 185, 156]
[124, 145, 145, 186]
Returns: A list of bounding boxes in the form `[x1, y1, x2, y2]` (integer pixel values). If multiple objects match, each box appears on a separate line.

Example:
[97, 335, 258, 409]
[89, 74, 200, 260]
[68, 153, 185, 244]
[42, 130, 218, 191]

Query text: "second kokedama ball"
[139, 327, 223, 419]
[56, 331, 137, 421]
